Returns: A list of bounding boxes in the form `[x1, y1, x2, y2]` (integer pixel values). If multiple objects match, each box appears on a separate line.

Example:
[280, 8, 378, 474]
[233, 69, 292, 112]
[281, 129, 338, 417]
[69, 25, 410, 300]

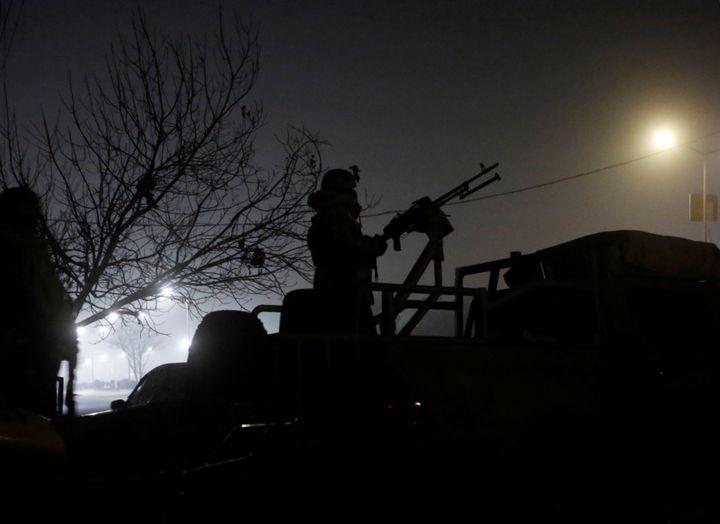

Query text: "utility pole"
[687, 146, 720, 242]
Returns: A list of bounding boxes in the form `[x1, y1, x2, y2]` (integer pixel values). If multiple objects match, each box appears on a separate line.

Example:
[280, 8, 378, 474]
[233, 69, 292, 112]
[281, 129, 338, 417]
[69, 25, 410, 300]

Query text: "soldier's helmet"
[0, 186, 42, 229]
[320, 169, 359, 194]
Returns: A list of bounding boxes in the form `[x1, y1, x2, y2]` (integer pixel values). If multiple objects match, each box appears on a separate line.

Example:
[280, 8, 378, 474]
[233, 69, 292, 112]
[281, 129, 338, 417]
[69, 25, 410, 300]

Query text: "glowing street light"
[652, 128, 676, 150]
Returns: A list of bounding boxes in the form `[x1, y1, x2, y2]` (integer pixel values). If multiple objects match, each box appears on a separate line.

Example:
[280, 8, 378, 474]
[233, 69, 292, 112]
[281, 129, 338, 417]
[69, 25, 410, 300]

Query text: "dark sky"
[9, 0, 720, 288]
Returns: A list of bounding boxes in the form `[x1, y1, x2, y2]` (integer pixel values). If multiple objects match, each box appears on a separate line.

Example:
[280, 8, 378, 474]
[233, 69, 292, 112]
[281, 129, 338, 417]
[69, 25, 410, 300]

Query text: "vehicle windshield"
[126, 364, 189, 408]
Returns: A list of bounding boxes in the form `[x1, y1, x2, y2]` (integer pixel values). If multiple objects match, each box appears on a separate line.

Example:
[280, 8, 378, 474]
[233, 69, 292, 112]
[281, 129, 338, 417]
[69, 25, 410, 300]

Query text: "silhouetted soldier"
[0, 186, 78, 417]
[307, 168, 387, 334]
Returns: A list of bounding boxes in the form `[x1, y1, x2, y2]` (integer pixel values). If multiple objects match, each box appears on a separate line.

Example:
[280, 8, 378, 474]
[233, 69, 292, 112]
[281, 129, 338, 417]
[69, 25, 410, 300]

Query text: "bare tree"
[1, 6, 323, 328]
[107, 321, 164, 381]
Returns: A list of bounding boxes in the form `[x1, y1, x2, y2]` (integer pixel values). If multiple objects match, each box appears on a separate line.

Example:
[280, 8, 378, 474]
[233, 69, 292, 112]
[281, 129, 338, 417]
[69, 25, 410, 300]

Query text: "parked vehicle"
[109, 362, 189, 410]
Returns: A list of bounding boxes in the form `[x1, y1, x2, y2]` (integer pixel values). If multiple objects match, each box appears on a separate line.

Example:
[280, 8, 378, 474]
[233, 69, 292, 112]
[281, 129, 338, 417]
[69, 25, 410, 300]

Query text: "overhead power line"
[363, 130, 720, 219]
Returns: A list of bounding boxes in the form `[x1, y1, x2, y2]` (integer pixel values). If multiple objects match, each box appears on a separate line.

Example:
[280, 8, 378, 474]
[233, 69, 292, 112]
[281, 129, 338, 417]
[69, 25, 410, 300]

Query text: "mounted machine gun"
[380, 162, 501, 252]
[376, 162, 500, 334]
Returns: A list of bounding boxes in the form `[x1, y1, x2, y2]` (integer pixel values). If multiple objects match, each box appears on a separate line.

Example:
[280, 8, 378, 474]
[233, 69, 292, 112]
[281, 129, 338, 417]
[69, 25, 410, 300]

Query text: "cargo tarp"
[504, 230, 720, 287]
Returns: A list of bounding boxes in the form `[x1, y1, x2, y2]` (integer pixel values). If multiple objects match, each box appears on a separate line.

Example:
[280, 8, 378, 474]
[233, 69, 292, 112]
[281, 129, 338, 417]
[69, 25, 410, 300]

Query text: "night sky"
[8, 0, 720, 290]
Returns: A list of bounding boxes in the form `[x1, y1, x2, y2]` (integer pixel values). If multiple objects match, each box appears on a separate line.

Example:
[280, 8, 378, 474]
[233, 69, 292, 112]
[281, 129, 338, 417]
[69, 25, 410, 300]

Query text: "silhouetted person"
[307, 168, 387, 334]
[0, 186, 78, 417]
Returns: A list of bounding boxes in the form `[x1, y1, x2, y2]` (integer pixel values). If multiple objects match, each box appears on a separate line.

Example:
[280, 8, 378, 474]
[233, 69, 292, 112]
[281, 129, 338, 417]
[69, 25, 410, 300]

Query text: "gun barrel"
[433, 162, 499, 207]
[458, 172, 501, 200]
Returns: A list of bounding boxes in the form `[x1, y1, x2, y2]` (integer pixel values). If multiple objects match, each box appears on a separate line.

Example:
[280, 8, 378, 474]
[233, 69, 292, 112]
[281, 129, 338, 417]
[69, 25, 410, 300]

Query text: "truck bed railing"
[370, 282, 486, 336]
[252, 284, 487, 338]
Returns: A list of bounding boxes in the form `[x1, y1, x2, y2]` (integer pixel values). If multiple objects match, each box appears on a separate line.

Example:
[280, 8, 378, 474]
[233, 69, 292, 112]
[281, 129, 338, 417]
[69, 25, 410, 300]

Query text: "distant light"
[180, 337, 191, 351]
[146, 346, 153, 353]
[161, 287, 174, 298]
[653, 129, 676, 150]
[76, 326, 86, 337]
[99, 353, 108, 362]
[108, 311, 119, 322]
[84, 358, 92, 366]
